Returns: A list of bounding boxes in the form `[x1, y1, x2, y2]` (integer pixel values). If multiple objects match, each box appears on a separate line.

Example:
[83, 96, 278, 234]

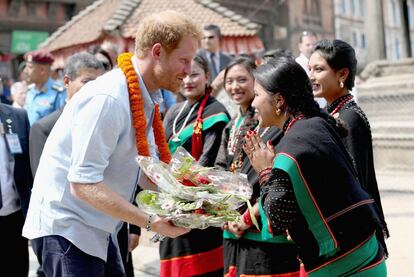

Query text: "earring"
[340, 81, 344, 88]
[276, 108, 281, 116]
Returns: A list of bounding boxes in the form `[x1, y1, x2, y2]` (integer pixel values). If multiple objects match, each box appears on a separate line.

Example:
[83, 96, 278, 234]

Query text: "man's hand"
[150, 215, 190, 238]
[128, 233, 140, 252]
[211, 70, 225, 97]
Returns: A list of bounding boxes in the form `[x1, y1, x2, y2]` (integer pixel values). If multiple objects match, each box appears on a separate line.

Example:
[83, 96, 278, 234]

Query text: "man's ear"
[151, 43, 162, 60]
[63, 75, 70, 88]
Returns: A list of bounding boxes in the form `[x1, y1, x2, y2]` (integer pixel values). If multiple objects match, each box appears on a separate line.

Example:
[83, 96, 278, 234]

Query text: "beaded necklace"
[227, 113, 247, 155]
[171, 101, 199, 142]
[228, 108, 259, 172]
[283, 114, 305, 134]
[328, 94, 354, 116]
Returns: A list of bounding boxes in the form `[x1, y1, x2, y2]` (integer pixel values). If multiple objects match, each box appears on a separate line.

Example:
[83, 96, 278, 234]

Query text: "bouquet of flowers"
[136, 147, 252, 229]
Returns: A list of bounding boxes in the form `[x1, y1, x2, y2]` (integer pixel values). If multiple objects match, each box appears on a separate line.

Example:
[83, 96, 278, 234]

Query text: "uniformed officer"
[23, 49, 66, 125]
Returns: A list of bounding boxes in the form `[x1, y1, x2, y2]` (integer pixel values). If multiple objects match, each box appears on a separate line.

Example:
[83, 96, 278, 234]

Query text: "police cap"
[24, 49, 54, 65]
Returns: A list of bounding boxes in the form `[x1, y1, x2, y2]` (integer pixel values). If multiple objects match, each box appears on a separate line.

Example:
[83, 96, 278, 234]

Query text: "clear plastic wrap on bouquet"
[136, 190, 241, 229]
[135, 147, 252, 229]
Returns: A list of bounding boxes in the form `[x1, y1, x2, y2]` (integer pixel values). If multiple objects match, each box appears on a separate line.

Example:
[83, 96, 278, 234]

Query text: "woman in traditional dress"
[309, 39, 389, 255]
[160, 54, 230, 277]
[215, 57, 300, 276]
[241, 57, 387, 276]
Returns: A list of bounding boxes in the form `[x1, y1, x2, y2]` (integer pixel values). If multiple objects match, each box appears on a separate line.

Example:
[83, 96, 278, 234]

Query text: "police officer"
[23, 49, 66, 125]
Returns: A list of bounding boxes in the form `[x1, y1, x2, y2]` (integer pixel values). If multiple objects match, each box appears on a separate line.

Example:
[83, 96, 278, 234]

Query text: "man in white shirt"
[295, 31, 326, 107]
[23, 10, 202, 276]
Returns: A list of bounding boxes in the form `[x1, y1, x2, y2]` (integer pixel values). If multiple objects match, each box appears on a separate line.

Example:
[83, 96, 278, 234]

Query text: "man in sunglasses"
[198, 24, 232, 85]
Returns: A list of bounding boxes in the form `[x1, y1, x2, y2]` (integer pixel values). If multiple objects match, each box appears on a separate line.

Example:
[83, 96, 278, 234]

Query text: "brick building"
[0, 0, 93, 78]
[214, 0, 335, 56]
[334, 0, 414, 70]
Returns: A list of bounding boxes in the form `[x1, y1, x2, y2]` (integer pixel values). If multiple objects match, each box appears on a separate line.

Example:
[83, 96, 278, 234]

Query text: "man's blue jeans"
[32, 235, 125, 277]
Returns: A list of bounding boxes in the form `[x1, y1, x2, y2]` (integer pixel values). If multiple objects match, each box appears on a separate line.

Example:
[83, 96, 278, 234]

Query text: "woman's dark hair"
[262, 48, 295, 63]
[255, 57, 347, 136]
[192, 54, 212, 93]
[255, 57, 318, 117]
[313, 39, 357, 90]
[193, 54, 209, 75]
[223, 57, 257, 82]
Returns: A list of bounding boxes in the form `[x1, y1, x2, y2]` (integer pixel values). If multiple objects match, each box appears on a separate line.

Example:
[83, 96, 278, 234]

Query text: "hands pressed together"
[242, 130, 275, 173]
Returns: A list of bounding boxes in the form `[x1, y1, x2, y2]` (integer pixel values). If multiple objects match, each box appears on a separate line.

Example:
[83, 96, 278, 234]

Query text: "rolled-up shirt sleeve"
[261, 168, 299, 235]
[68, 94, 125, 184]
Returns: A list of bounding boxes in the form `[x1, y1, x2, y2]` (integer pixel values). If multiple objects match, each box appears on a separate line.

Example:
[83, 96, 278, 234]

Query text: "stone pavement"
[379, 189, 414, 276]
[131, 230, 159, 276]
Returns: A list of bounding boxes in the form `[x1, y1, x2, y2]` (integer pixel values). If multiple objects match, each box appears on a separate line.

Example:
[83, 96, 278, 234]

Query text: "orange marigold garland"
[152, 104, 171, 163]
[118, 52, 171, 163]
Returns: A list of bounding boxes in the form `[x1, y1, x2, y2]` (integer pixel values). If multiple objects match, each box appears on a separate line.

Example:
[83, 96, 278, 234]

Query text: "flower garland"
[118, 52, 171, 163]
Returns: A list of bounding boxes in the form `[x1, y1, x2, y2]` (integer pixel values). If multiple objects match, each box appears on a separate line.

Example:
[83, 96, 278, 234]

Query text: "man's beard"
[153, 63, 181, 93]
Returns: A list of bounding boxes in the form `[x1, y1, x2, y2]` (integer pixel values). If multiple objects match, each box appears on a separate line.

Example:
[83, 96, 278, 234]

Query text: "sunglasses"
[203, 35, 216, 40]
[101, 61, 112, 71]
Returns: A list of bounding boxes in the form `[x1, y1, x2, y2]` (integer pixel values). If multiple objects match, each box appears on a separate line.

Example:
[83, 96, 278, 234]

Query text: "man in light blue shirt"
[23, 49, 67, 125]
[23, 10, 202, 276]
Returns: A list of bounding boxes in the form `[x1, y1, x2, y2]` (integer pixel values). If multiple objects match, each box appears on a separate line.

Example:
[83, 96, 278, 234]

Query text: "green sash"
[309, 233, 383, 277]
[223, 230, 291, 244]
[168, 112, 229, 154]
[273, 153, 338, 257]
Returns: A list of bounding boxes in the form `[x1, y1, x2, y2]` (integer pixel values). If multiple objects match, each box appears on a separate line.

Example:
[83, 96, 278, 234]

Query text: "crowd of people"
[0, 9, 388, 277]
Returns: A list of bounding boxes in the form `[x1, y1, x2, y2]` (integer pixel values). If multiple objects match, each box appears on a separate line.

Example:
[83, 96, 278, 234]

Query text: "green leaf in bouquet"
[247, 200, 260, 231]
[175, 200, 199, 211]
[136, 190, 170, 216]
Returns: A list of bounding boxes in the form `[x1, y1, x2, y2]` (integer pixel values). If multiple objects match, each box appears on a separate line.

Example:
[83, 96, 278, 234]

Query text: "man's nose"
[183, 75, 191, 83]
[184, 64, 192, 76]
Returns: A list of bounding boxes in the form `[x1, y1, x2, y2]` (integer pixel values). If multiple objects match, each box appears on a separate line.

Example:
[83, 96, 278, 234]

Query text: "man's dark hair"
[64, 52, 104, 80]
[88, 45, 113, 71]
[299, 30, 317, 43]
[203, 24, 221, 40]
[262, 48, 295, 63]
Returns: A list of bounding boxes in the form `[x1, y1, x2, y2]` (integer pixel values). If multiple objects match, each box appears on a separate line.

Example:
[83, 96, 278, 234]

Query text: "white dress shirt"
[23, 56, 162, 261]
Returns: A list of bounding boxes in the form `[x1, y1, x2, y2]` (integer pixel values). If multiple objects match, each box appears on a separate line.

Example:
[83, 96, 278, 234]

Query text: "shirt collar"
[39, 77, 54, 94]
[299, 53, 308, 62]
